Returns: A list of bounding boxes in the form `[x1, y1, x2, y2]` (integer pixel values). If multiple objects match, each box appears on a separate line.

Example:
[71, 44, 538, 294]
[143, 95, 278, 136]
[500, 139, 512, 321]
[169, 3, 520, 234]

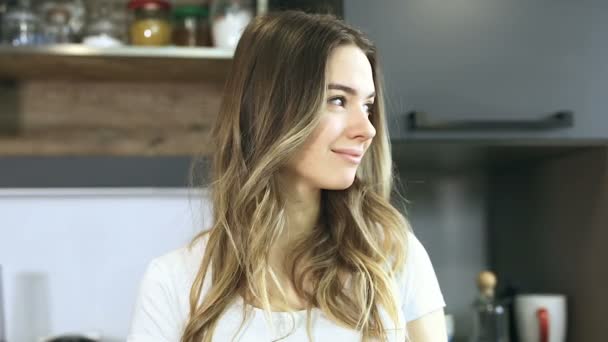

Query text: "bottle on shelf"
[82, 0, 126, 47]
[470, 270, 511, 342]
[37, 0, 86, 43]
[1, 0, 43, 46]
[172, 4, 212, 47]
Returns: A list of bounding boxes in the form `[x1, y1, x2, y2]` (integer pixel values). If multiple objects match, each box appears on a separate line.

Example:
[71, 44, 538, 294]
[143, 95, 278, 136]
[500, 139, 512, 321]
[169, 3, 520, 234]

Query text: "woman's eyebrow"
[328, 83, 375, 99]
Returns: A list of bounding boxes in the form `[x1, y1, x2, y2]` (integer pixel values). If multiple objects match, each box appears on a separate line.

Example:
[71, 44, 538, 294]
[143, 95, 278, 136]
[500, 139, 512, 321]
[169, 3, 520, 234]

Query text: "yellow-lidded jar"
[128, 0, 171, 46]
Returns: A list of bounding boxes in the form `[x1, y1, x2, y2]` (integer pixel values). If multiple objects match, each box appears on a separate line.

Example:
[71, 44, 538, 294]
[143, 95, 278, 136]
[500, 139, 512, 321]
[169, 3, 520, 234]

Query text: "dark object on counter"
[172, 5, 211, 47]
[46, 336, 97, 342]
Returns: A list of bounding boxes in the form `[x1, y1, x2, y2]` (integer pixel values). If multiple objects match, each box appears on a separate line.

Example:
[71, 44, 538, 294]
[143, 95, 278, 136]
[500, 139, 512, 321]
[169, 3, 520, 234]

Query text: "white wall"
[0, 188, 212, 342]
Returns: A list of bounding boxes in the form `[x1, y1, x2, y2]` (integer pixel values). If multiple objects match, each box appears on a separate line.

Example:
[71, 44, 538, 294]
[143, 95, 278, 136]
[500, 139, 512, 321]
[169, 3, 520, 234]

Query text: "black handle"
[407, 111, 574, 132]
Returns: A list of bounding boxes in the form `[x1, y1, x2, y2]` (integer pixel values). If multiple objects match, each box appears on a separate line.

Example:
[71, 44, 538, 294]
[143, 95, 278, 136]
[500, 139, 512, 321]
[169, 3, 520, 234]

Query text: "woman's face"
[287, 44, 377, 191]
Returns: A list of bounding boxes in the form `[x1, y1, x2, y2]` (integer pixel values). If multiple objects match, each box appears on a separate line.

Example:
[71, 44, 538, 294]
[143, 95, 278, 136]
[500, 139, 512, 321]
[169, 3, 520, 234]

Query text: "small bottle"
[470, 271, 510, 342]
[1, 0, 43, 46]
[172, 5, 212, 47]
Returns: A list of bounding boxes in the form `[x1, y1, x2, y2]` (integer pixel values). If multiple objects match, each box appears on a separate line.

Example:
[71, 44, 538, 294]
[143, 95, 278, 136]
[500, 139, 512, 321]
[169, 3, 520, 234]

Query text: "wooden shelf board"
[0, 126, 213, 156]
[0, 45, 234, 81]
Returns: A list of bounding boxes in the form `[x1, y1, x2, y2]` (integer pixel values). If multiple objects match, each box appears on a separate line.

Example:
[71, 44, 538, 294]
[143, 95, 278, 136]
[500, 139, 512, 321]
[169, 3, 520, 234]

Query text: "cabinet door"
[345, 0, 608, 140]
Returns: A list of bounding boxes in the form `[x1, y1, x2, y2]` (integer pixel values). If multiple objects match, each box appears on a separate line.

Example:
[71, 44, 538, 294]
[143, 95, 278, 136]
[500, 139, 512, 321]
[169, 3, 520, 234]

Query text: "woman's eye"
[328, 96, 345, 107]
[363, 103, 374, 115]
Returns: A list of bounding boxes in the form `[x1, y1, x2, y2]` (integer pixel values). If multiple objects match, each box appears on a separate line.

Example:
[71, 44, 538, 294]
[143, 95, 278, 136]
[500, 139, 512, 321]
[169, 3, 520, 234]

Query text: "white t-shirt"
[127, 233, 445, 341]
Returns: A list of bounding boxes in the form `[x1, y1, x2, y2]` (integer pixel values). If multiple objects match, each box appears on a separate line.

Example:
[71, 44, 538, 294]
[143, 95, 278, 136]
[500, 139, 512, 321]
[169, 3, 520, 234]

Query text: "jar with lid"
[172, 5, 211, 47]
[210, 0, 253, 49]
[41, 6, 74, 43]
[37, 0, 86, 43]
[1, 0, 43, 46]
[82, 0, 126, 47]
[127, 0, 171, 46]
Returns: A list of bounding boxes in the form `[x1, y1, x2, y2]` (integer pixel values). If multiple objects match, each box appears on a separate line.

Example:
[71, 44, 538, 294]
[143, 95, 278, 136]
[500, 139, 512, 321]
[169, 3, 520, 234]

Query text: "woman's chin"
[323, 176, 356, 190]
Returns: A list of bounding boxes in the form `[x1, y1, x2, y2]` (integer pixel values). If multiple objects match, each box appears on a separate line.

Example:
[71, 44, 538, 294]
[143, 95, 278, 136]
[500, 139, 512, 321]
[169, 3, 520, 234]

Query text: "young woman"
[128, 11, 446, 342]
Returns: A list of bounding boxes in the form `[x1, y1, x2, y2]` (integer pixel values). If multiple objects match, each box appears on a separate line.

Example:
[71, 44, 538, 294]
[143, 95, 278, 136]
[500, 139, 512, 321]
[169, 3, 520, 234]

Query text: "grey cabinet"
[345, 0, 608, 140]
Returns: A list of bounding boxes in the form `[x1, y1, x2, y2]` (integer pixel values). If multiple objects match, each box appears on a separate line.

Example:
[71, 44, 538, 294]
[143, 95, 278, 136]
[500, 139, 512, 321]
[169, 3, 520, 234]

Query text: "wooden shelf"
[0, 44, 234, 81]
[0, 125, 214, 156]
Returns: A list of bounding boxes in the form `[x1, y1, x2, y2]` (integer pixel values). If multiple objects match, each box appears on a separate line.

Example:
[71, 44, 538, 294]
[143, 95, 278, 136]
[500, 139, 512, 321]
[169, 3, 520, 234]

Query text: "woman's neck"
[267, 175, 321, 275]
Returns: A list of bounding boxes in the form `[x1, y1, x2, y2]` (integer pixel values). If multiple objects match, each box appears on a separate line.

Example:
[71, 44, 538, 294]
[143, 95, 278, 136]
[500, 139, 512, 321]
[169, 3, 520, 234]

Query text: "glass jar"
[172, 5, 211, 47]
[41, 6, 74, 43]
[1, 0, 43, 46]
[37, 0, 86, 43]
[210, 0, 253, 49]
[82, 0, 125, 47]
[127, 0, 172, 46]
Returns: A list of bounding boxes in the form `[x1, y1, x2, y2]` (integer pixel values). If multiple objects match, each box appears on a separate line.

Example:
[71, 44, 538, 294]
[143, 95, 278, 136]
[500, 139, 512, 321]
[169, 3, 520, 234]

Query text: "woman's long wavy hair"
[182, 11, 410, 342]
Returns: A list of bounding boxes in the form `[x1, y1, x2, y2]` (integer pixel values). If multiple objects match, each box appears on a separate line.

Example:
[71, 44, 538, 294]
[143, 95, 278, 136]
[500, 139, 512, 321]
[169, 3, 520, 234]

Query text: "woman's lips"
[332, 149, 363, 164]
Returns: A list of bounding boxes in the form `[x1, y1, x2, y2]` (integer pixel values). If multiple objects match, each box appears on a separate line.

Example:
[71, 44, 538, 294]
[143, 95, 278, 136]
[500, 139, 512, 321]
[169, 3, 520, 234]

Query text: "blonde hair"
[183, 11, 410, 342]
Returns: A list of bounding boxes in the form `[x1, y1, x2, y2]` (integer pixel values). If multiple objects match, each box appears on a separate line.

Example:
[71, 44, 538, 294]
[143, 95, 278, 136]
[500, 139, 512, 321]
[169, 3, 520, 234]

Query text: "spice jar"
[127, 0, 171, 46]
[210, 0, 253, 49]
[37, 0, 86, 43]
[83, 0, 125, 47]
[41, 6, 74, 43]
[172, 5, 211, 47]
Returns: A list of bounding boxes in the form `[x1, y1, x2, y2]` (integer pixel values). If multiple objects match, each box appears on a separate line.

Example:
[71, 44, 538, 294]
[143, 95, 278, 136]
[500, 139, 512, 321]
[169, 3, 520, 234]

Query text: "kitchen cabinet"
[346, 0, 608, 141]
[0, 0, 273, 157]
[488, 146, 608, 342]
[0, 45, 231, 156]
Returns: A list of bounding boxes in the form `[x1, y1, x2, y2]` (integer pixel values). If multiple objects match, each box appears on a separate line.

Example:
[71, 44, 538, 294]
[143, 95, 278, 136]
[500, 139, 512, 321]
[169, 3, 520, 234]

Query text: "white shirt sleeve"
[400, 233, 446, 322]
[127, 259, 182, 342]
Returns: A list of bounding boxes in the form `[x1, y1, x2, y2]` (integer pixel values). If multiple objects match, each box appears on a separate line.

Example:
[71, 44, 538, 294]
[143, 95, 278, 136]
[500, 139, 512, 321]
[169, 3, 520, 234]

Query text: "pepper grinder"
[470, 270, 511, 342]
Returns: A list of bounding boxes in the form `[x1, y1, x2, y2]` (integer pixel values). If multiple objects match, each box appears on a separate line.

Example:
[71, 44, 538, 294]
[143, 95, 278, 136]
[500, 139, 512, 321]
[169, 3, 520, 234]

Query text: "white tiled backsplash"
[0, 188, 212, 342]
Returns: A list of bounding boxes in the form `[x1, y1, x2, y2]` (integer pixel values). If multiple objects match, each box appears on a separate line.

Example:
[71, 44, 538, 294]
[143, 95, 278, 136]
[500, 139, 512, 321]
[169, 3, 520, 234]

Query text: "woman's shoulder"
[397, 231, 446, 322]
[128, 234, 211, 341]
[149, 233, 210, 285]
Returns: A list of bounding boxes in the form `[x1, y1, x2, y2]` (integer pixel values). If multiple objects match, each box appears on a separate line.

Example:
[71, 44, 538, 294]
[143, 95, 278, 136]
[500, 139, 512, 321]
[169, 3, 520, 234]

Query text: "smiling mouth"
[332, 151, 362, 164]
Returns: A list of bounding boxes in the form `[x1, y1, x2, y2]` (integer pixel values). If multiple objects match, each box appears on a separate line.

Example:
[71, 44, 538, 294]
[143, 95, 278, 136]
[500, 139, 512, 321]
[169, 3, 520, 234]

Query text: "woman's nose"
[348, 106, 376, 141]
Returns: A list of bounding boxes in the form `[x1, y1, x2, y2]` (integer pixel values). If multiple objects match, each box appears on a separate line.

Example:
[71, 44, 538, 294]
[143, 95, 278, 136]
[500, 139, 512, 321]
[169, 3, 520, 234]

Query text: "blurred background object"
[268, 0, 342, 17]
[82, 0, 126, 47]
[1, 0, 44, 45]
[209, 0, 252, 49]
[36, 0, 85, 43]
[172, 3, 211, 47]
[127, 0, 172, 46]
